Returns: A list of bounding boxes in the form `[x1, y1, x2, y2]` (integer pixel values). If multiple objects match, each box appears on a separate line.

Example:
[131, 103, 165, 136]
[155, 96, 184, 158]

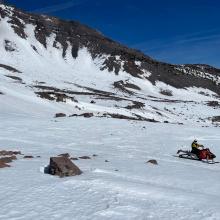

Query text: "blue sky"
[6, 0, 220, 68]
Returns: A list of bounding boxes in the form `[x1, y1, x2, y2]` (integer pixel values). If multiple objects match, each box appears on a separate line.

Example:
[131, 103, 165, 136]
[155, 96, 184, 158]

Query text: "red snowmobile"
[177, 147, 217, 164]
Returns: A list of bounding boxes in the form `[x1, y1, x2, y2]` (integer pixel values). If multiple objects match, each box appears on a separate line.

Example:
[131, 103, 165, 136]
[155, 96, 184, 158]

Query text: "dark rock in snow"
[160, 89, 173, 96]
[79, 156, 91, 159]
[48, 156, 82, 177]
[147, 159, 158, 165]
[55, 113, 66, 118]
[80, 113, 94, 118]
[70, 157, 79, 160]
[23, 155, 34, 159]
[58, 153, 70, 158]
[211, 116, 220, 122]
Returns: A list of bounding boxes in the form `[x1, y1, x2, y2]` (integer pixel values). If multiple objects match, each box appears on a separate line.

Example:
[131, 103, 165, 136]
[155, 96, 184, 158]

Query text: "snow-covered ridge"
[0, 4, 220, 126]
[176, 66, 220, 85]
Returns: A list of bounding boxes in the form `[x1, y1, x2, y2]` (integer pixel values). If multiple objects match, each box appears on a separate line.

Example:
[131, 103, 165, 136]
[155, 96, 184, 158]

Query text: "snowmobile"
[176, 147, 218, 164]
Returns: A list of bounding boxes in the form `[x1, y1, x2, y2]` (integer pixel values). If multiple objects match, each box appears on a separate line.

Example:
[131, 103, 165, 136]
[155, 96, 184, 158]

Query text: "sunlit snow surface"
[1, 5, 220, 219]
[0, 115, 220, 220]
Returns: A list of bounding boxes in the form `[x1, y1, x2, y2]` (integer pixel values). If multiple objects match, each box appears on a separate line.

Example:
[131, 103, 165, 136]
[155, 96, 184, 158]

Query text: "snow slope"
[1, 4, 220, 220]
[1, 115, 220, 220]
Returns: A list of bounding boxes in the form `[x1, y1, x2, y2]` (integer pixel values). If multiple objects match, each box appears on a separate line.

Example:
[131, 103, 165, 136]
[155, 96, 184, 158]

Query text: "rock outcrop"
[48, 156, 82, 177]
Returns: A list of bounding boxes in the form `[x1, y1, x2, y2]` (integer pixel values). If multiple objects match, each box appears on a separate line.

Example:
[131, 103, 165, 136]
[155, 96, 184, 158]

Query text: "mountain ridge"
[0, 3, 220, 126]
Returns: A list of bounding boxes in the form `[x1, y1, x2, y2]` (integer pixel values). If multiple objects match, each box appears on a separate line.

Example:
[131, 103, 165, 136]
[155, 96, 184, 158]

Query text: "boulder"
[147, 159, 158, 165]
[55, 113, 66, 118]
[48, 156, 82, 177]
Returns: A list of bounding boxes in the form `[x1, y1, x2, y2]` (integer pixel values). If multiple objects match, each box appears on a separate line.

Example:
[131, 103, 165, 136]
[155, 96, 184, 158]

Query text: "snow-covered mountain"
[1, 4, 220, 220]
[0, 4, 220, 125]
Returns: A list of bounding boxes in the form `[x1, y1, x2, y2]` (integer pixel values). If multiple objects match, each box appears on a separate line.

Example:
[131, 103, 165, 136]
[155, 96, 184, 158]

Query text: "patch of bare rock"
[0, 150, 20, 168]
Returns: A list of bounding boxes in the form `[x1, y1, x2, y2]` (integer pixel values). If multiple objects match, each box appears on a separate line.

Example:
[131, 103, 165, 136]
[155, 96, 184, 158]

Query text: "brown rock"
[0, 150, 21, 156]
[48, 156, 82, 177]
[147, 159, 158, 165]
[79, 156, 91, 159]
[0, 162, 10, 168]
[0, 156, 17, 164]
[55, 113, 66, 118]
